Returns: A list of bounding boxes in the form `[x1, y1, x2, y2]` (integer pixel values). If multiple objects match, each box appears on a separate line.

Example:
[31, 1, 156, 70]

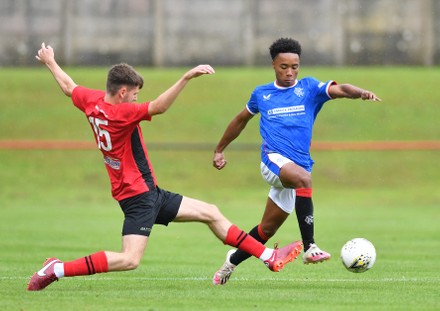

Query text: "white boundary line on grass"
[3, 276, 440, 282]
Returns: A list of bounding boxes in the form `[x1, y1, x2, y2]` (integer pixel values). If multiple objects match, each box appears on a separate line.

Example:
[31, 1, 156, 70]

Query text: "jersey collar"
[273, 80, 298, 89]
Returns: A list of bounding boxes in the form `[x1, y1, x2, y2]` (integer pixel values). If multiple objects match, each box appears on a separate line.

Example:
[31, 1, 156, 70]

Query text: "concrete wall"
[1, 0, 438, 66]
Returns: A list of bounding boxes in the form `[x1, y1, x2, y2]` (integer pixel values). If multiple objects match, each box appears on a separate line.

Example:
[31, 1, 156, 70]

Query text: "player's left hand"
[184, 65, 216, 80]
[361, 90, 381, 102]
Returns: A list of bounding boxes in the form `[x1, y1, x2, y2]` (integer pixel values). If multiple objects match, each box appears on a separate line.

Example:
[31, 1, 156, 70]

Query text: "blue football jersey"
[246, 77, 335, 172]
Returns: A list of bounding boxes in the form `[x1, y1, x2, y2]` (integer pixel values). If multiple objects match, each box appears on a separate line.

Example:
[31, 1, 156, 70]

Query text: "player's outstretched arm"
[329, 83, 381, 102]
[36, 43, 77, 97]
[213, 108, 254, 170]
[148, 65, 215, 116]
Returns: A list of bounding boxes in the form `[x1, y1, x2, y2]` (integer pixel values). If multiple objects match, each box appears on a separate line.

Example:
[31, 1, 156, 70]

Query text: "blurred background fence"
[1, 0, 439, 67]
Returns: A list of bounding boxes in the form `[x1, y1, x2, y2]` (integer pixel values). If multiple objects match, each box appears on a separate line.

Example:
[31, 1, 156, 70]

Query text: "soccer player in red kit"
[27, 43, 303, 291]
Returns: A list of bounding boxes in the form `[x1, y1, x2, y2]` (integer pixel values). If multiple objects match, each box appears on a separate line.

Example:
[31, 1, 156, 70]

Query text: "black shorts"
[118, 186, 183, 236]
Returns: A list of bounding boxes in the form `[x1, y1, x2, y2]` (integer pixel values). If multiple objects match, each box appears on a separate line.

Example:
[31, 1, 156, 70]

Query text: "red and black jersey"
[72, 86, 157, 201]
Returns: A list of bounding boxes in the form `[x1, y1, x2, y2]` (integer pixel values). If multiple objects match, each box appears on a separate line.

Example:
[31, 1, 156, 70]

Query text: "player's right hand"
[213, 151, 227, 170]
[36, 42, 55, 64]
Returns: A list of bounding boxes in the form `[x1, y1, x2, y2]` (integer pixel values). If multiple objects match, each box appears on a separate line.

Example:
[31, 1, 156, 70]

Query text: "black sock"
[295, 196, 315, 251]
[230, 225, 268, 266]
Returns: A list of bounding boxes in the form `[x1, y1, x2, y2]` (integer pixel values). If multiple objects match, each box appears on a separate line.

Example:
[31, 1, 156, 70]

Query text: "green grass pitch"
[0, 67, 439, 310]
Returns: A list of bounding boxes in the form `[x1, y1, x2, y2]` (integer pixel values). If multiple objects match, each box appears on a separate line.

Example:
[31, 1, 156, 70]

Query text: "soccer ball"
[340, 238, 376, 273]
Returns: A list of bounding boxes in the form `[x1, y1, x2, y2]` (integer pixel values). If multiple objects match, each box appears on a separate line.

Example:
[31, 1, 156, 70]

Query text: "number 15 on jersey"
[89, 117, 112, 151]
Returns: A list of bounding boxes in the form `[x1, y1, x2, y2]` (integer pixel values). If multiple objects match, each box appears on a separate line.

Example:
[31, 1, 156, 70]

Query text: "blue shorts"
[118, 186, 182, 236]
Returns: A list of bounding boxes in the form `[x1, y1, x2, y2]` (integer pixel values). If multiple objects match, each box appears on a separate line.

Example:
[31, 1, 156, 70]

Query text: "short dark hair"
[269, 38, 302, 60]
[106, 63, 144, 96]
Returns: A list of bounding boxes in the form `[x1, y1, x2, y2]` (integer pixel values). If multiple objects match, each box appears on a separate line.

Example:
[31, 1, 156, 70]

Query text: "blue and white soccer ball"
[341, 238, 376, 273]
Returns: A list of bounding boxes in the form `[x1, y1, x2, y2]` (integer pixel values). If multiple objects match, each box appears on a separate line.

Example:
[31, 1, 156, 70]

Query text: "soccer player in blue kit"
[212, 37, 381, 285]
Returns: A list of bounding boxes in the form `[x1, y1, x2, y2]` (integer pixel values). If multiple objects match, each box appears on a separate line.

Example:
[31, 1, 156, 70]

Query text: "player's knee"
[202, 203, 223, 223]
[293, 173, 312, 188]
[280, 168, 312, 188]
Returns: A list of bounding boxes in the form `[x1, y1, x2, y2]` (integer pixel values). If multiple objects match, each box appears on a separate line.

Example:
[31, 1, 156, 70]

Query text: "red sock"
[224, 225, 265, 258]
[64, 251, 109, 277]
[296, 188, 313, 198]
[257, 224, 270, 241]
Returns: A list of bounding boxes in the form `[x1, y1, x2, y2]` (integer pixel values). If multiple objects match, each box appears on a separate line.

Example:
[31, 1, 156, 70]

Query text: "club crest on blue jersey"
[294, 87, 304, 97]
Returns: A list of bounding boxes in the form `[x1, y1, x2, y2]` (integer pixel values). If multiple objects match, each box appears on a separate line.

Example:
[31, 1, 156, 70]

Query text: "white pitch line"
[2, 276, 440, 283]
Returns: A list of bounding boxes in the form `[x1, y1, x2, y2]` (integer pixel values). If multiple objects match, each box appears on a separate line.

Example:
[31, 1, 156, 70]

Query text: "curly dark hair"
[269, 38, 302, 60]
[106, 63, 144, 96]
